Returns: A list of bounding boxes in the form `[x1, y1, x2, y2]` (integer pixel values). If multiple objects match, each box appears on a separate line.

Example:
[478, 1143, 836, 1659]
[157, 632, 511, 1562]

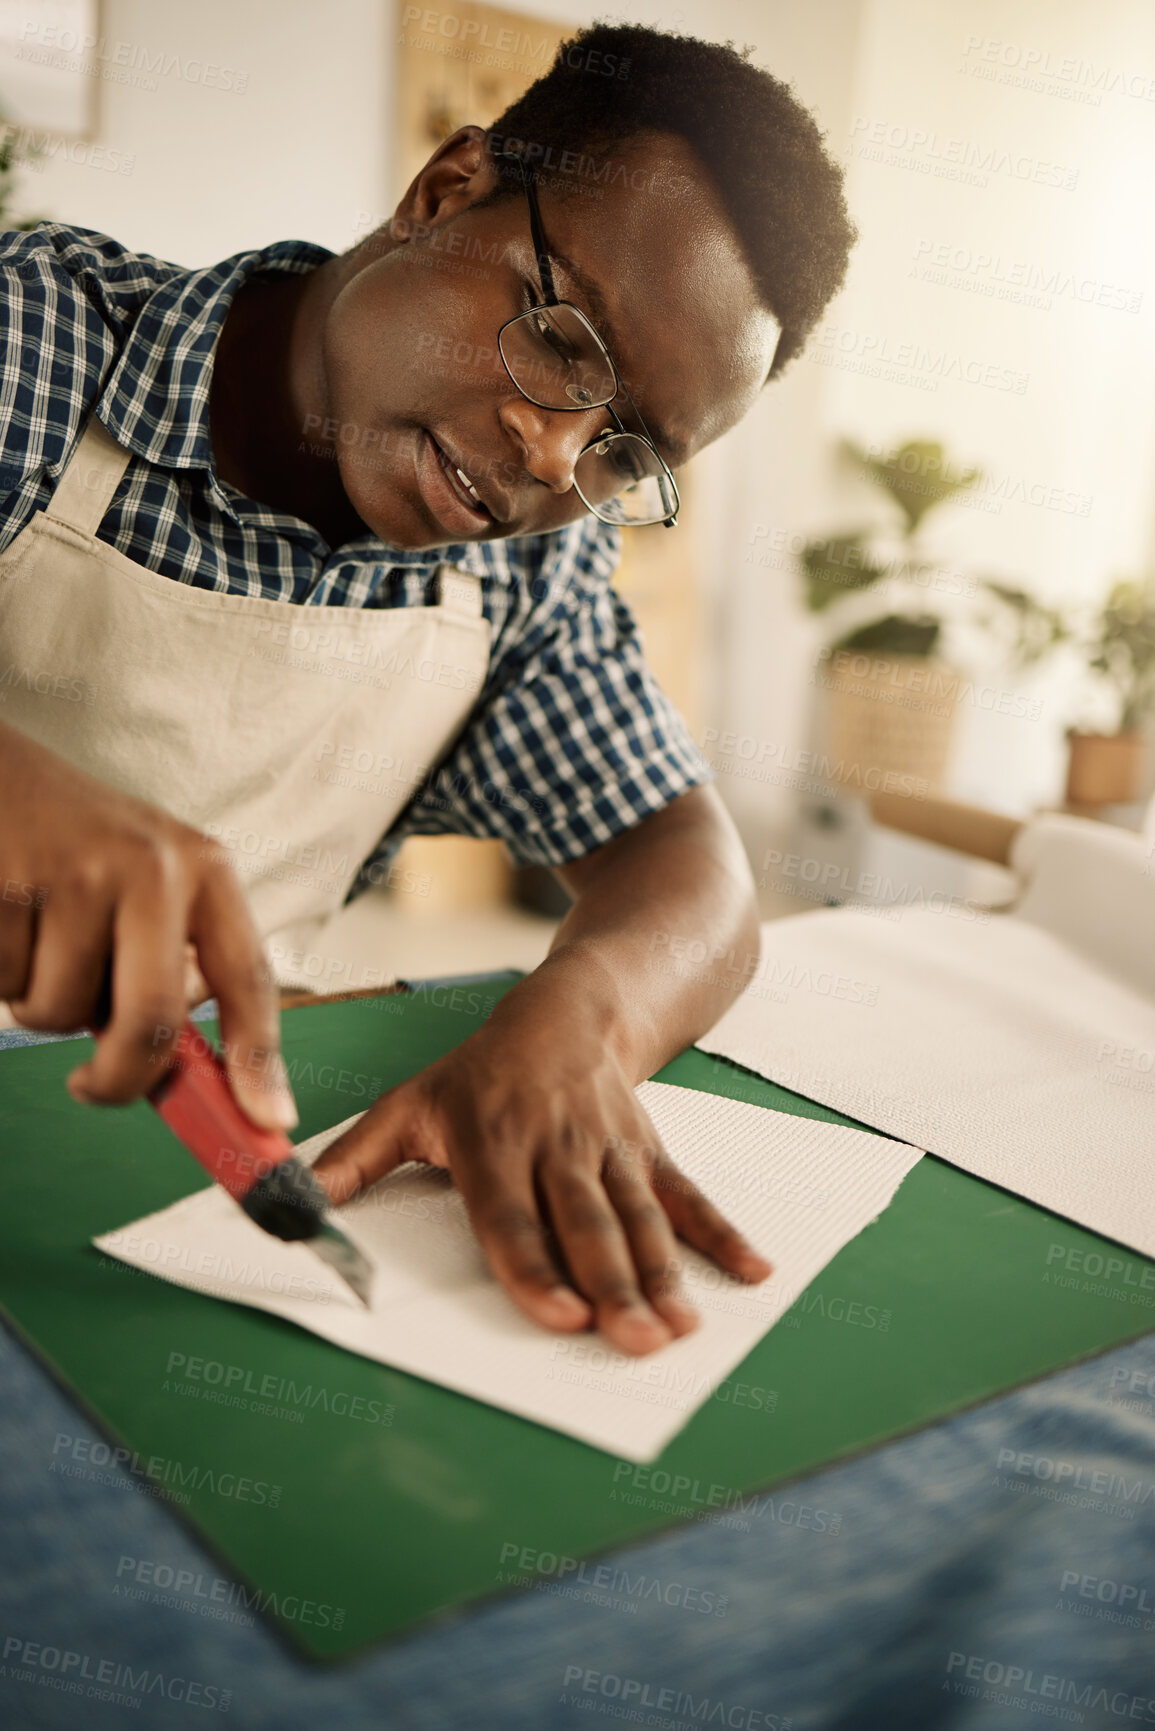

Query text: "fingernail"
[622, 1301, 671, 1339]
[546, 1286, 589, 1322]
[237, 1054, 298, 1131]
[67, 1071, 97, 1107]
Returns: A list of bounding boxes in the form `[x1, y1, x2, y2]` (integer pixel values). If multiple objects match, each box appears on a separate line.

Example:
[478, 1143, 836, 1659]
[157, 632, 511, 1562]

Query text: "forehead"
[528, 132, 780, 459]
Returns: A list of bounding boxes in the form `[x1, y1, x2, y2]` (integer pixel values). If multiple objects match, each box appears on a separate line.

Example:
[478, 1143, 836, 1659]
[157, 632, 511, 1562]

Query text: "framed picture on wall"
[0, 0, 99, 138]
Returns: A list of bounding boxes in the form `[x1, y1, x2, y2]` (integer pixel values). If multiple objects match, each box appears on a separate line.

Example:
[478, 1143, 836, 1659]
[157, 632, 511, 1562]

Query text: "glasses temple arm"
[517, 157, 678, 528]
[518, 159, 559, 305]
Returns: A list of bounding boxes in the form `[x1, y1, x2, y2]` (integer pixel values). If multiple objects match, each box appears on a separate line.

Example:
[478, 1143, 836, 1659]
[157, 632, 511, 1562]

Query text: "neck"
[209, 258, 366, 548]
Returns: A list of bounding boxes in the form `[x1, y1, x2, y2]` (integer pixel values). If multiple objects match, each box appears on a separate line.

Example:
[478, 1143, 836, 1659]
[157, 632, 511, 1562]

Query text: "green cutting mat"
[2, 980, 1153, 1660]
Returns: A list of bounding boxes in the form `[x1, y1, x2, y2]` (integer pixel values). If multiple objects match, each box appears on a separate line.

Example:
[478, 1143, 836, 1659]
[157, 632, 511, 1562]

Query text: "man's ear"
[390, 125, 498, 241]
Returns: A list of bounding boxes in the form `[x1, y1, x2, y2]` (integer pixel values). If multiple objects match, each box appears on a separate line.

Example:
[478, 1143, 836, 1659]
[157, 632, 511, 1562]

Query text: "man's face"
[321, 128, 780, 550]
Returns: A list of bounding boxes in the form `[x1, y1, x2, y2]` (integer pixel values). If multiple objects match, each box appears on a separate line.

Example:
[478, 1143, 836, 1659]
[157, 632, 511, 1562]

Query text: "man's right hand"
[0, 721, 295, 1128]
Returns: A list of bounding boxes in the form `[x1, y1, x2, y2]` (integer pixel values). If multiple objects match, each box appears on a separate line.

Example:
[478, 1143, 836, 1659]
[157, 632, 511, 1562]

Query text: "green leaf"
[844, 439, 981, 534]
[832, 614, 942, 658]
[798, 532, 888, 613]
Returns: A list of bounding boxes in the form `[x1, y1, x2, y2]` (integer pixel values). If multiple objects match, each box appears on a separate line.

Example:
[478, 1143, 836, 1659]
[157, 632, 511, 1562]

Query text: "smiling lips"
[413, 430, 500, 537]
[445, 452, 487, 511]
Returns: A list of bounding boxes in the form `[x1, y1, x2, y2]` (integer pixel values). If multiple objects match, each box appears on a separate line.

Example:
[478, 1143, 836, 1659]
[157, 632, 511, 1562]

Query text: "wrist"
[486, 940, 648, 1079]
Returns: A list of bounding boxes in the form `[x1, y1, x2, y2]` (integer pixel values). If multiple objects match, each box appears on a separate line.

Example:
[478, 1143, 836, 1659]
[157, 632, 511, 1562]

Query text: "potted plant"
[801, 438, 1066, 795]
[1066, 578, 1155, 807]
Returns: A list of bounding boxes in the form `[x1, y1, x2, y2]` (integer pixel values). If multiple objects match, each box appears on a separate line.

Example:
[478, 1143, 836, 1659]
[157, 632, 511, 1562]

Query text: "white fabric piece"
[92, 1082, 921, 1462]
[698, 837, 1155, 1258]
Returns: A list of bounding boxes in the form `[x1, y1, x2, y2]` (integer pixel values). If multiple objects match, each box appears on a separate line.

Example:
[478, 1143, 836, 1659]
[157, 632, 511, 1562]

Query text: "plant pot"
[1064, 731, 1147, 806]
[818, 650, 960, 797]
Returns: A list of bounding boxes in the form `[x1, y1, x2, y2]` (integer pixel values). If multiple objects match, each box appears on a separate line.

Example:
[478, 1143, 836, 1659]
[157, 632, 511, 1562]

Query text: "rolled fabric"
[1010, 814, 1155, 1001]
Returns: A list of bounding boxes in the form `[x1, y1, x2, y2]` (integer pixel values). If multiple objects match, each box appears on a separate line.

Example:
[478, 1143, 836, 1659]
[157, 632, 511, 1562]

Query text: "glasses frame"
[496, 156, 680, 530]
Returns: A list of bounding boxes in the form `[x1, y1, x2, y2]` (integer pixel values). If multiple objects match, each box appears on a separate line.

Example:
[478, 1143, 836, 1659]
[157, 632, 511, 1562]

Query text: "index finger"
[68, 880, 186, 1105]
[190, 851, 296, 1131]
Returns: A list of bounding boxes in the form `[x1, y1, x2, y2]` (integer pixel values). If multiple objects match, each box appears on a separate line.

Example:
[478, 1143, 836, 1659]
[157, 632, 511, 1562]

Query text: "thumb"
[311, 1088, 416, 1205]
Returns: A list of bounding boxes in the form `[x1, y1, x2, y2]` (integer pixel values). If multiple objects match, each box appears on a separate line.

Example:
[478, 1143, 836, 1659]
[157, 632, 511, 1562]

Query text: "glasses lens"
[499, 304, 616, 410]
[575, 432, 677, 526]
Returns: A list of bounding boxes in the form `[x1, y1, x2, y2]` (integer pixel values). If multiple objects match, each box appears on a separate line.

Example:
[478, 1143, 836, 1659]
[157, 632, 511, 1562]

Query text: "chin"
[335, 458, 411, 548]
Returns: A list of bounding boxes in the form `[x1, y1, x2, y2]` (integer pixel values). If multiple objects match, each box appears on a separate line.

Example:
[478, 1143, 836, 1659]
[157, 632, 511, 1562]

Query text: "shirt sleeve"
[356, 516, 713, 883]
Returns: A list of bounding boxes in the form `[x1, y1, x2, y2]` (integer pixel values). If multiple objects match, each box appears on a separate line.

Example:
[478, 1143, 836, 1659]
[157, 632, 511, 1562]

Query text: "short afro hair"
[481, 22, 857, 380]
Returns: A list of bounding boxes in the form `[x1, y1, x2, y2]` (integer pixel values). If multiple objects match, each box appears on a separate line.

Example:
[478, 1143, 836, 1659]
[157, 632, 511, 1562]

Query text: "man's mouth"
[436, 443, 491, 515]
[412, 430, 501, 538]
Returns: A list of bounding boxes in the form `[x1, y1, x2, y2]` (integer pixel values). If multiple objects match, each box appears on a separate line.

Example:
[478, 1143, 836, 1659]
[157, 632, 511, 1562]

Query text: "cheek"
[325, 255, 511, 429]
[324, 264, 433, 428]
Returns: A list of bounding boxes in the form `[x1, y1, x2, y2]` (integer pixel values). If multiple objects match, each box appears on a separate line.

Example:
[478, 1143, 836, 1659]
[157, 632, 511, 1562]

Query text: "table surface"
[3, 976, 1153, 1725]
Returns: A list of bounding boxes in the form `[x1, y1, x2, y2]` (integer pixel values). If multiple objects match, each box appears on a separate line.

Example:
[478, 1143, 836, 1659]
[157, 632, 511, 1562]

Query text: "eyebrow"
[548, 250, 690, 469]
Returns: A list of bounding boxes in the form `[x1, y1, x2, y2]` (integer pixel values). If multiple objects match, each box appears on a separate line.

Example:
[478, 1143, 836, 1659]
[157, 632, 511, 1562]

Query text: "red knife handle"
[149, 1022, 293, 1202]
[150, 1025, 332, 1243]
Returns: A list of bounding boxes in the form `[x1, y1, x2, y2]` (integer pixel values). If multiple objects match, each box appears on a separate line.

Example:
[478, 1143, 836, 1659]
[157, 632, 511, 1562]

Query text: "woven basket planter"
[818, 650, 960, 797]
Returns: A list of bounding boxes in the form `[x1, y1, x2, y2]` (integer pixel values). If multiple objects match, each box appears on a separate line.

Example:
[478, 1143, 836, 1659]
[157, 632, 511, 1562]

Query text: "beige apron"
[0, 414, 491, 985]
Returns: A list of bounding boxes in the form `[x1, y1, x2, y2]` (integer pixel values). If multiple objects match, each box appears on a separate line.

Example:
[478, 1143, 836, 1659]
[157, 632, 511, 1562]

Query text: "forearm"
[487, 787, 760, 1082]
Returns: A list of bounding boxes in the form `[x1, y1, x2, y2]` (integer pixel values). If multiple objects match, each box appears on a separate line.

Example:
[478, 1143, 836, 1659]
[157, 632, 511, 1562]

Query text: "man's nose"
[500, 396, 606, 494]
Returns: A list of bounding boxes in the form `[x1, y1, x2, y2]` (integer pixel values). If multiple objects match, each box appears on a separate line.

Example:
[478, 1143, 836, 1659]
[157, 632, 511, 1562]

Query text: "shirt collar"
[98, 237, 332, 472]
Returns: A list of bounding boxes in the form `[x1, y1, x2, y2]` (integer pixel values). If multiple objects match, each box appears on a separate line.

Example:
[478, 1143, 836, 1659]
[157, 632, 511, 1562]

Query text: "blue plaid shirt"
[0, 223, 709, 885]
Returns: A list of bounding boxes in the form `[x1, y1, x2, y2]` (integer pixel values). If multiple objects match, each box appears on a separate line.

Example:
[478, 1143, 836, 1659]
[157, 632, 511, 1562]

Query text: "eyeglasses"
[496, 157, 680, 529]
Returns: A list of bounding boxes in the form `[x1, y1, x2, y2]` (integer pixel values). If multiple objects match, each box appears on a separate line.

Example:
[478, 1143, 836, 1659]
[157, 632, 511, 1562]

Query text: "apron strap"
[45, 415, 134, 536]
[436, 565, 484, 621]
